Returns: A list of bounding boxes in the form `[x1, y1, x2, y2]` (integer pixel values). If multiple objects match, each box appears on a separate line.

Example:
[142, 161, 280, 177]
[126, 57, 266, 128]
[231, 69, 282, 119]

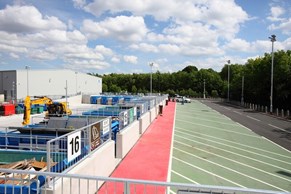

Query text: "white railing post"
[265, 106, 268, 113]
[124, 181, 130, 194]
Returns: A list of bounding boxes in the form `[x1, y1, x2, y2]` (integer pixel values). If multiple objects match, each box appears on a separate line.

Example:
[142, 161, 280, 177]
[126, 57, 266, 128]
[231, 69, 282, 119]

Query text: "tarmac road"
[200, 100, 291, 152]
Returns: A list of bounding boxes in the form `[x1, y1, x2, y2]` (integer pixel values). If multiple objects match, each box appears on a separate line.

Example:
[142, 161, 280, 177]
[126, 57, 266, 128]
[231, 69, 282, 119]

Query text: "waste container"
[159, 105, 163, 115]
[166, 100, 168, 106]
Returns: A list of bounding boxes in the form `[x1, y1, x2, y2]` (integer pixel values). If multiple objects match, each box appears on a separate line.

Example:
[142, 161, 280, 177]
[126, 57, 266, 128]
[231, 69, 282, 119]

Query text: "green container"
[37, 106, 44, 113]
[16, 106, 24, 114]
[31, 107, 38, 114]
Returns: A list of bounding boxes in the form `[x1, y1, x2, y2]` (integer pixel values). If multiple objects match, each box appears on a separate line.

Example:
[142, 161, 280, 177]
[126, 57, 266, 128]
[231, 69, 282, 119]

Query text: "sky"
[0, 0, 290, 74]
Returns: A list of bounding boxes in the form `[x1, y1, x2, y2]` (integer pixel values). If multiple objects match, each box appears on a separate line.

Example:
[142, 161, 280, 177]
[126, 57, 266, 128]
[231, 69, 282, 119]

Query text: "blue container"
[90, 95, 101, 104]
[101, 96, 108, 105]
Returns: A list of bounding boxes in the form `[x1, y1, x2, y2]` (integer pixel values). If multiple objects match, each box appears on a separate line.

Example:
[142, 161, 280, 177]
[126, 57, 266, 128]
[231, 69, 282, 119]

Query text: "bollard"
[276, 108, 279, 116]
[265, 106, 268, 113]
[287, 110, 290, 117]
[281, 109, 284, 117]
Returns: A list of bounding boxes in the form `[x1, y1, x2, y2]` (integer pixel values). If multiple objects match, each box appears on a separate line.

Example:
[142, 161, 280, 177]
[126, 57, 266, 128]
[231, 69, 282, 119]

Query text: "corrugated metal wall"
[0, 69, 101, 101]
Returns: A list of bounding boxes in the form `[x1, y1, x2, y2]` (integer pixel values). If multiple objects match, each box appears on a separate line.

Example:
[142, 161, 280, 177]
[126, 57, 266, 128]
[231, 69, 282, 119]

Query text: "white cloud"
[267, 6, 285, 22]
[158, 44, 180, 54]
[123, 55, 138, 64]
[83, 0, 248, 40]
[0, 5, 66, 33]
[81, 16, 148, 42]
[268, 18, 291, 35]
[224, 39, 251, 52]
[64, 59, 111, 71]
[28, 50, 57, 60]
[72, 0, 86, 9]
[111, 56, 120, 63]
[94, 45, 114, 56]
[0, 5, 114, 71]
[129, 43, 158, 53]
[9, 52, 20, 59]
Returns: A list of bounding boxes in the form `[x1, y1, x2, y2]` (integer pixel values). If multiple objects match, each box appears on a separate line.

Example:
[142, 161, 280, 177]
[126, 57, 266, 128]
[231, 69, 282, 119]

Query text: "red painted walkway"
[99, 101, 176, 193]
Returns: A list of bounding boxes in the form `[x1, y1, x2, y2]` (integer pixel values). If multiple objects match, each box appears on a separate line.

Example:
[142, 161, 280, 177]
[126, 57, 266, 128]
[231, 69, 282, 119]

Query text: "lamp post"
[227, 60, 230, 102]
[241, 76, 244, 106]
[149, 62, 153, 96]
[25, 65, 30, 96]
[269, 34, 276, 113]
[75, 72, 78, 94]
[203, 79, 206, 99]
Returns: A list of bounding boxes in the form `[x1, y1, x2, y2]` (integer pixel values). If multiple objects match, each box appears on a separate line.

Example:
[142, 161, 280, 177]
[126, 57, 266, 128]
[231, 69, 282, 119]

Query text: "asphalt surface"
[200, 100, 291, 152]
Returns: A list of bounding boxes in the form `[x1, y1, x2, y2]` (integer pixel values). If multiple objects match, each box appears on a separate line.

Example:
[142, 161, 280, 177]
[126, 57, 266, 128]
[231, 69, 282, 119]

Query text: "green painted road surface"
[169, 100, 291, 192]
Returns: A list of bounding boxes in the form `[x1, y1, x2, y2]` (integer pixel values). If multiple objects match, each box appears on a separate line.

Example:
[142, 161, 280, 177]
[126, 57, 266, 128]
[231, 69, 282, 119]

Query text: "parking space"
[169, 100, 291, 192]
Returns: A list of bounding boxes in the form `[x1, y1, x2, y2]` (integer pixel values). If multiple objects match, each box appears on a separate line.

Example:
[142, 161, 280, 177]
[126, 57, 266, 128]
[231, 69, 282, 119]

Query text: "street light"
[241, 76, 244, 105]
[25, 65, 30, 96]
[149, 62, 154, 96]
[269, 34, 276, 113]
[203, 79, 206, 99]
[75, 72, 78, 94]
[227, 60, 230, 102]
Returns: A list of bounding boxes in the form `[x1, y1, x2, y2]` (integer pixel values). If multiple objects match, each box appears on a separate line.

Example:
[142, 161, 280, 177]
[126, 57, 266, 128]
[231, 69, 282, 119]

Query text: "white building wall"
[14, 69, 102, 100]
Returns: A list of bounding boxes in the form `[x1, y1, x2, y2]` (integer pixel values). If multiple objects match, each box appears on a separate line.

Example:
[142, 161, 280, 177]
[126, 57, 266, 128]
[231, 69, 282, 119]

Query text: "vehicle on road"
[176, 96, 191, 103]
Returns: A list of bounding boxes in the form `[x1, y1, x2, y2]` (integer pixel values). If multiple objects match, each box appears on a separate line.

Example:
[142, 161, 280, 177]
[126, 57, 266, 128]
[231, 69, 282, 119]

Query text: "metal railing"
[0, 131, 56, 151]
[46, 117, 112, 173]
[0, 168, 289, 194]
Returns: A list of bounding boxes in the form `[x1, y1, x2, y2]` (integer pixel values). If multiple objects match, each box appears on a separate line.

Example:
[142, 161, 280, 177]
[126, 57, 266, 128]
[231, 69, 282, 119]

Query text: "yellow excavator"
[22, 96, 72, 126]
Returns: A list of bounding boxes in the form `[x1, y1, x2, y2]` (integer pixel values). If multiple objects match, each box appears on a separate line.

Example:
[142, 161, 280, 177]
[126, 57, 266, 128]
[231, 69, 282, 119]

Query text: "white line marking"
[175, 140, 291, 183]
[176, 119, 261, 139]
[234, 111, 242, 115]
[172, 170, 199, 184]
[173, 156, 246, 188]
[268, 124, 289, 133]
[247, 115, 261, 122]
[169, 190, 176, 194]
[223, 107, 231, 110]
[262, 137, 291, 154]
[176, 111, 231, 121]
[237, 123, 253, 132]
[179, 114, 238, 126]
[176, 126, 291, 159]
[174, 133, 291, 172]
[174, 147, 288, 192]
[167, 103, 177, 182]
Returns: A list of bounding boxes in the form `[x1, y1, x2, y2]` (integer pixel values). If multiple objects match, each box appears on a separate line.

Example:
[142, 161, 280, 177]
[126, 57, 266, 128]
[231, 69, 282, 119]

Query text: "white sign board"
[102, 118, 110, 135]
[67, 131, 81, 162]
[124, 111, 128, 126]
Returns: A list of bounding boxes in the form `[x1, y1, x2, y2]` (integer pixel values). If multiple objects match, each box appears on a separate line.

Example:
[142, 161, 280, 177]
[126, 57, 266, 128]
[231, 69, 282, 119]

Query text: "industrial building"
[0, 69, 102, 102]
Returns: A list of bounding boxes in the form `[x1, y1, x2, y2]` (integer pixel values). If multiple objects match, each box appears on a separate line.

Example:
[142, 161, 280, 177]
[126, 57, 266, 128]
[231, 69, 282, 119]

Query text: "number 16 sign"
[67, 131, 81, 162]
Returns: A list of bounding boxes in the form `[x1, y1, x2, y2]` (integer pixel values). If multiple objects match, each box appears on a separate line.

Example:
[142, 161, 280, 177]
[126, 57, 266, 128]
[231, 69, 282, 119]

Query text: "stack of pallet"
[0, 158, 49, 185]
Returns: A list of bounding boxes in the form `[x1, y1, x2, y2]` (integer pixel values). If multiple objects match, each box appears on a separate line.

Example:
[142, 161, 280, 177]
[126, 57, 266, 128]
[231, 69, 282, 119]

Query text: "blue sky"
[0, 0, 290, 74]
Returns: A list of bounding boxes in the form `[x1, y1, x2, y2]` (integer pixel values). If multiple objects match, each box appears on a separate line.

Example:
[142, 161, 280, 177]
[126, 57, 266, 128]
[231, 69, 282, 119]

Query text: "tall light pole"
[227, 60, 230, 102]
[203, 79, 206, 99]
[149, 62, 154, 96]
[269, 34, 276, 113]
[241, 76, 244, 105]
[25, 65, 30, 96]
[75, 72, 78, 94]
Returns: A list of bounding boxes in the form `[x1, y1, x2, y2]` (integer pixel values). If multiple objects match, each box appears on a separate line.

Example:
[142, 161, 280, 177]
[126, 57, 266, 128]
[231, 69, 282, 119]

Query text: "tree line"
[90, 50, 291, 110]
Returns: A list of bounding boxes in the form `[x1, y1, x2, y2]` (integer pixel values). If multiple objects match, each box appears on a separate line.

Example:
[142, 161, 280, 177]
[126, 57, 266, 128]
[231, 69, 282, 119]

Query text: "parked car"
[176, 96, 191, 103]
